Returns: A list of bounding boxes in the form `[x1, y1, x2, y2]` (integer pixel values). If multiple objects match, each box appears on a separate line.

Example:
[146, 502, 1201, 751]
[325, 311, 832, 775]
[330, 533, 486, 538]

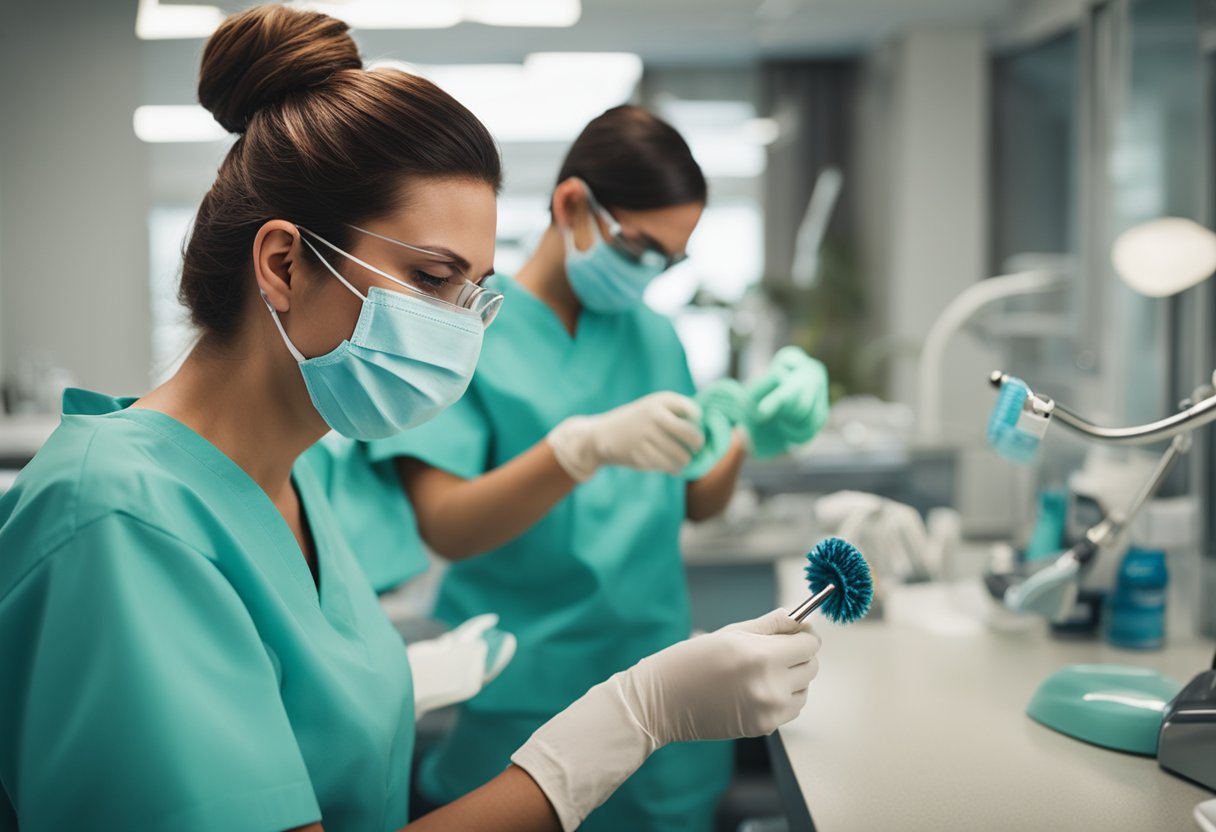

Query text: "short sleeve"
[0, 514, 321, 832]
[364, 384, 492, 480]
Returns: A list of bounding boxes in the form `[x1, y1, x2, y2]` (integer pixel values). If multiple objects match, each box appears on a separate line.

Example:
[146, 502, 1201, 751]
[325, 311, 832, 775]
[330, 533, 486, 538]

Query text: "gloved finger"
[759, 379, 808, 421]
[747, 374, 781, 407]
[650, 437, 693, 473]
[451, 613, 500, 643]
[777, 629, 823, 668]
[639, 437, 690, 473]
[779, 688, 810, 725]
[482, 630, 517, 683]
[654, 392, 702, 423]
[657, 409, 706, 452]
[788, 654, 820, 693]
[755, 386, 787, 421]
[723, 607, 804, 636]
[633, 440, 670, 472]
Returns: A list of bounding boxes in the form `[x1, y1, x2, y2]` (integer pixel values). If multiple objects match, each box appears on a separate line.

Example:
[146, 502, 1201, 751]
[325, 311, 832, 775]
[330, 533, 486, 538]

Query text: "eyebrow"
[350, 225, 491, 280]
[413, 246, 495, 280]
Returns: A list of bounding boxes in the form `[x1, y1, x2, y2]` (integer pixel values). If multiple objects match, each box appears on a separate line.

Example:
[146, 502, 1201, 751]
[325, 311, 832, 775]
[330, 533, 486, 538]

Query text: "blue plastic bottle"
[1104, 547, 1168, 649]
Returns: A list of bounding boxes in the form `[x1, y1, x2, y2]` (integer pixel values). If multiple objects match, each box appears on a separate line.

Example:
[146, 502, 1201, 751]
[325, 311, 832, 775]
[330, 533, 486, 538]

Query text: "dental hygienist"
[0, 6, 821, 832]
[315, 106, 833, 831]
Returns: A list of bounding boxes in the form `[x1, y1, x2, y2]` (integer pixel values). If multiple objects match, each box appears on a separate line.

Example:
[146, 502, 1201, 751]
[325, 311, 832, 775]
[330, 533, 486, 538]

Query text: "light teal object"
[745, 346, 831, 459]
[564, 220, 666, 314]
[1026, 664, 1184, 755]
[1025, 489, 1068, 561]
[299, 433, 431, 592]
[0, 389, 416, 831]
[683, 378, 750, 480]
[364, 274, 732, 830]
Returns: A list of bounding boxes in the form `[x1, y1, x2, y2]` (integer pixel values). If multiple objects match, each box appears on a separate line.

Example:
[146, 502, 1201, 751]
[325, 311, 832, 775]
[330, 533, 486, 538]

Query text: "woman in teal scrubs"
[0, 6, 823, 832]
[353, 107, 827, 831]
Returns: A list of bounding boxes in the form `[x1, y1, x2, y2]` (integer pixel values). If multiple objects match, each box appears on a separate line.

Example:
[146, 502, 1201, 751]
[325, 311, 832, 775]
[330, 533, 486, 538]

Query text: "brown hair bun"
[198, 4, 362, 134]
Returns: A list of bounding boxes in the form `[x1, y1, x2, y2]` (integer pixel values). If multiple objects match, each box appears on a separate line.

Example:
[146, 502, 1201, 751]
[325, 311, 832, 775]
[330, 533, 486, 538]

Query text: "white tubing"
[917, 270, 1067, 439]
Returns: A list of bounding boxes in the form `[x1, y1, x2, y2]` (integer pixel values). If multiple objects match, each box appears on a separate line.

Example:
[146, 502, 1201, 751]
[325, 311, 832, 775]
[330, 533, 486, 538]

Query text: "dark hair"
[556, 105, 706, 212]
[183, 4, 502, 337]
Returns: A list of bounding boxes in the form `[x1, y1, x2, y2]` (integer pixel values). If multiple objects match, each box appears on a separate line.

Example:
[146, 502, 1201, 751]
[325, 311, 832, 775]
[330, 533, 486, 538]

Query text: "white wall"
[859, 27, 1025, 536]
[870, 28, 992, 416]
[0, 0, 151, 400]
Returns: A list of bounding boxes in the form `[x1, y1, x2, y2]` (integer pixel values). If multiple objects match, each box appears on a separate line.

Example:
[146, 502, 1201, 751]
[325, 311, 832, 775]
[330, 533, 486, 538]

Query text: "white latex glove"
[511, 609, 819, 831]
[406, 614, 517, 718]
[547, 392, 705, 482]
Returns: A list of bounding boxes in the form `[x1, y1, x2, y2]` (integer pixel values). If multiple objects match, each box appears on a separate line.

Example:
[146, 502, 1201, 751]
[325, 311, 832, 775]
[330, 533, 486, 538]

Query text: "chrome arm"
[989, 371, 1216, 445]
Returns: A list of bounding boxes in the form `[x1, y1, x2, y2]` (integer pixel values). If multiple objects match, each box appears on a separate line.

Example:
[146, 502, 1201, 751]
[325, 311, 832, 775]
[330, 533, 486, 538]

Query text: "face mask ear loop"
[562, 181, 606, 257]
[299, 234, 367, 301]
[260, 291, 307, 364]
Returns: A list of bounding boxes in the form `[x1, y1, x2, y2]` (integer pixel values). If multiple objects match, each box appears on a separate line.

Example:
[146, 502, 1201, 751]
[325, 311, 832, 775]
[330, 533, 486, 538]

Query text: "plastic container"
[1104, 547, 1168, 650]
[1024, 489, 1068, 561]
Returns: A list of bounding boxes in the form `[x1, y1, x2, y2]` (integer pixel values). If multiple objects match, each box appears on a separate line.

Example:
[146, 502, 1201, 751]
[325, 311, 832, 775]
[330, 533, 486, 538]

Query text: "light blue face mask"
[263, 227, 489, 441]
[563, 185, 676, 314]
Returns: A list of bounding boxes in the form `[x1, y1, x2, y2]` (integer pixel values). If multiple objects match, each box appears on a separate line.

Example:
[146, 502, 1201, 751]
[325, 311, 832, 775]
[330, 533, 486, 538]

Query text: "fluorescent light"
[301, 0, 581, 28]
[465, 0, 581, 27]
[135, 0, 223, 40]
[134, 106, 229, 143]
[406, 53, 642, 143]
[297, 0, 463, 29]
[137, 51, 640, 145]
[136, 0, 582, 38]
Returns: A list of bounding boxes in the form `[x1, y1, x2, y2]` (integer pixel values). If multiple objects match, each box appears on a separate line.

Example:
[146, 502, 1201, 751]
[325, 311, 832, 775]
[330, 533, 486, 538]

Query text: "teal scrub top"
[299, 433, 430, 593]
[366, 274, 698, 716]
[0, 390, 414, 832]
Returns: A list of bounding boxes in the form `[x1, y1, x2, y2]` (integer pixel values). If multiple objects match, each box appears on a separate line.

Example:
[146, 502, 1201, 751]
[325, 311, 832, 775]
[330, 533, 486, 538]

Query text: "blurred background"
[0, 0, 1214, 641]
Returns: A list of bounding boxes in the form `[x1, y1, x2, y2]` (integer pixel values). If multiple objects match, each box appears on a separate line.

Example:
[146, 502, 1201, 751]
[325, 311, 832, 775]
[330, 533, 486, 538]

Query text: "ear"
[252, 220, 303, 313]
[552, 177, 590, 231]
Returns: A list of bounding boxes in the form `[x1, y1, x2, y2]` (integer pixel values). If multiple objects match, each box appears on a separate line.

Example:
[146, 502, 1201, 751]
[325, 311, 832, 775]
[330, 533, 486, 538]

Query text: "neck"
[516, 225, 582, 334]
[135, 313, 327, 502]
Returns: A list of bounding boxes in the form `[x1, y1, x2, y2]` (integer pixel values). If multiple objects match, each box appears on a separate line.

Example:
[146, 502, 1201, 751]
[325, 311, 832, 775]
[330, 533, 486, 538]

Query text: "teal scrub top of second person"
[368, 273, 699, 715]
[299, 432, 431, 593]
[0, 389, 414, 832]
[362, 274, 731, 832]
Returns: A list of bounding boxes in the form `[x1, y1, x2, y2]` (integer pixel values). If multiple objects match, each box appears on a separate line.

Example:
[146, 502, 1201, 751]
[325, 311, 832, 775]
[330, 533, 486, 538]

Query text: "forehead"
[363, 177, 497, 265]
[613, 201, 704, 249]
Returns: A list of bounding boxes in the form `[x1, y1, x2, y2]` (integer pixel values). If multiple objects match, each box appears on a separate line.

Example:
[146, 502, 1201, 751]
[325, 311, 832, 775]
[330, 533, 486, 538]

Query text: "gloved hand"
[406, 614, 517, 718]
[547, 391, 705, 482]
[745, 346, 830, 459]
[683, 378, 751, 480]
[511, 609, 820, 831]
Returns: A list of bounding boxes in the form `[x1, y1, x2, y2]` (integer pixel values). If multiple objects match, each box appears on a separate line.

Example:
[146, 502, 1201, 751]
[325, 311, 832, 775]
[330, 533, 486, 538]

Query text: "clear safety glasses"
[298, 224, 503, 327]
[582, 186, 689, 272]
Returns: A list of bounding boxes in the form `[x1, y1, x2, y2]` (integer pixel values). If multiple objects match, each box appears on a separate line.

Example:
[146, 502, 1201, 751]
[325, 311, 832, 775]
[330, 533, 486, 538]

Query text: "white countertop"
[775, 581, 1213, 831]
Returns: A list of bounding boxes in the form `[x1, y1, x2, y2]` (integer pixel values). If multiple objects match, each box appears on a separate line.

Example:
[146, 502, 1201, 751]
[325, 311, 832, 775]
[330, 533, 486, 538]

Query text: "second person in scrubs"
[354, 107, 758, 831]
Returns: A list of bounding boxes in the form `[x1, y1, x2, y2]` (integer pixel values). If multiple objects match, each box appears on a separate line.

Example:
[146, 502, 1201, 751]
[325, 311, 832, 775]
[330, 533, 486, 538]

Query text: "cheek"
[293, 280, 364, 357]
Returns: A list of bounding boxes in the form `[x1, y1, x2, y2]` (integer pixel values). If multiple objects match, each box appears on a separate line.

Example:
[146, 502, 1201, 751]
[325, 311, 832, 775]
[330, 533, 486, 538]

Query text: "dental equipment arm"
[989, 371, 1216, 445]
[986, 371, 1212, 619]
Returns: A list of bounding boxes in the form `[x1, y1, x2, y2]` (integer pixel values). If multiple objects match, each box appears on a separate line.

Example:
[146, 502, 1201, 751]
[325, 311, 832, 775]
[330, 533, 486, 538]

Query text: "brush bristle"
[987, 378, 1044, 464]
[804, 537, 873, 624]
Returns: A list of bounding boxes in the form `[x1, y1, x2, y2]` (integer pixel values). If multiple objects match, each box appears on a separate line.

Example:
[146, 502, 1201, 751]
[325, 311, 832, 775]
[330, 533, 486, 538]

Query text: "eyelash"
[413, 270, 452, 289]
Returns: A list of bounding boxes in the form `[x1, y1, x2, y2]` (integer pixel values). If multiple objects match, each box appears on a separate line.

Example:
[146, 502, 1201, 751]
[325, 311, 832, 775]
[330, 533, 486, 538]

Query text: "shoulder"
[0, 415, 212, 596]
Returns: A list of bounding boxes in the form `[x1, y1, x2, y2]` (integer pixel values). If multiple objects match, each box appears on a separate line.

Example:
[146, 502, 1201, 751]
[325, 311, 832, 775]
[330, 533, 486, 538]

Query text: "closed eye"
[413, 270, 453, 290]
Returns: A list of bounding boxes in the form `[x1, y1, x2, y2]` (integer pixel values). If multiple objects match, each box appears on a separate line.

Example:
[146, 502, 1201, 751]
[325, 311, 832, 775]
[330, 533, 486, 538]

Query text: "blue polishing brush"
[790, 537, 873, 624]
[987, 375, 1052, 464]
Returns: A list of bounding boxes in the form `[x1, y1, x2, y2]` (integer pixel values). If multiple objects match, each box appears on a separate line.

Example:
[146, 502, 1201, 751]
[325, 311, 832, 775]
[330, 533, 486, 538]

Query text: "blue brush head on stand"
[805, 537, 873, 624]
[987, 377, 1045, 463]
